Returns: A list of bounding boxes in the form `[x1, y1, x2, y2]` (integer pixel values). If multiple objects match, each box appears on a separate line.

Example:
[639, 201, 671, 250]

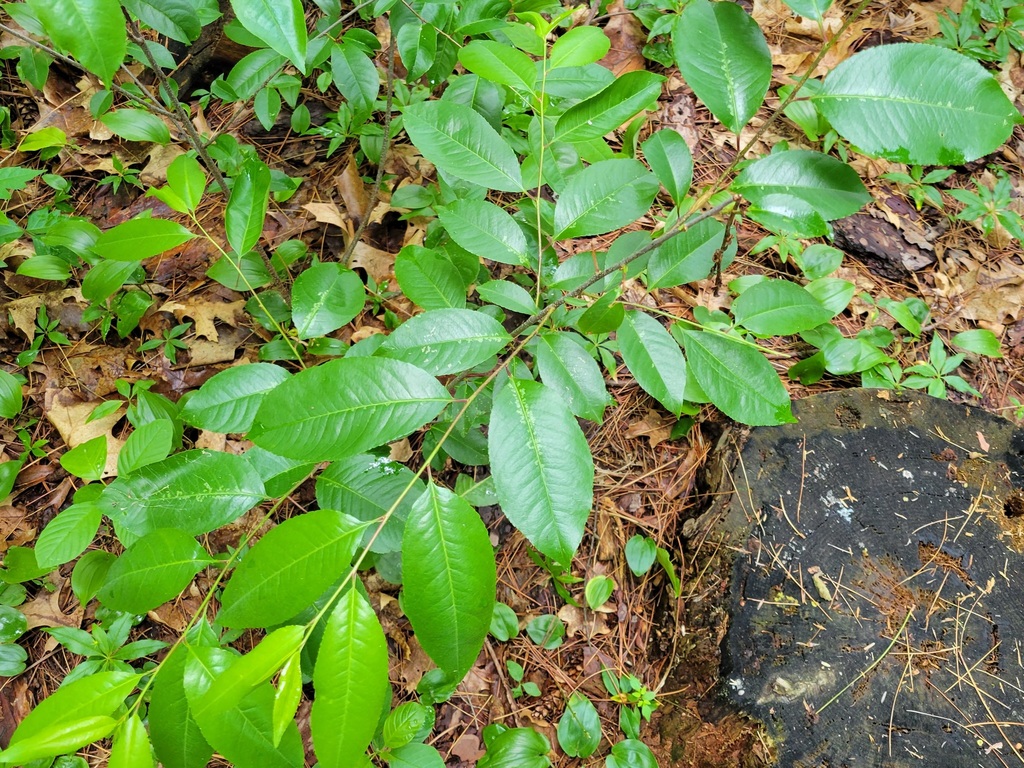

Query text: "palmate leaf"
[488, 378, 594, 564]
[402, 484, 496, 681]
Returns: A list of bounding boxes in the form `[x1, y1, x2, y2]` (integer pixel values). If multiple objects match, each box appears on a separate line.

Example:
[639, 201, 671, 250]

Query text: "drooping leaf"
[98, 528, 210, 614]
[403, 101, 524, 192]
[641, 128, 693, 205]
[815, 43, 1022, 165]
[647, 217, 725, 288]
[218, 510, 366, 628]
[535, 332, 610, 423]
[488, 378, 594, 564]
[553, 159, 660, 239]
[403, 483, 496, 680]
[27, 0, 126, 84]
[225, 157, 271, 256]
[165, 153, 207, 212]
[272, 653, 302, 747]
[618, 311, 687, 416]
[731, 278, 833, 336]
[678, 330, 795, 425]
[555, 71, 664, 144]
[437, 199, 530, 266]
[379, 309, 511, 375]
[249, 357, 451, 462]
[101, 450, 266, 541]
[181, 363, 291, 433]
[672, 0, 771, 133]
[94, 218, 195, 262]
[291, 262, 365, 339]
[311, 588, 389, 768]
[229, 0, 307, 72]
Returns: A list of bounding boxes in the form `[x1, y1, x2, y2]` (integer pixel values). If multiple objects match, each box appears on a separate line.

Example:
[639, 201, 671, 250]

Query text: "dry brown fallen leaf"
[598, 0, 647, 75]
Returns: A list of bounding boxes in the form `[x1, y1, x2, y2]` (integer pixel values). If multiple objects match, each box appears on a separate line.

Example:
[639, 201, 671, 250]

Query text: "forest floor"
[1, 0, 1022, 765]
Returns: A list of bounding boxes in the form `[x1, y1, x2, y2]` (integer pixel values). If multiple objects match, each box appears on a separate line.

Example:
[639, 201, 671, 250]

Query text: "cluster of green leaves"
[0, 0, 1020, 765]
[931, 0, 1024, 63]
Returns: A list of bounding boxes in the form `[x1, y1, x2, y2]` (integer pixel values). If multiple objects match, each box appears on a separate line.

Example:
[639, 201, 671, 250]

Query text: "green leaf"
[122, 0, 201, 43]
[395, 245, 467, 310]
[647, 217, 724, 289]
[731, 278, 833, 336]
[379, 309, 511, 375]
[0, 605, 27, 643]
[555, 71, 664, 144]
[27, 0, 126, 84]
[0, 716, 118, 764]
[98, 528, 209, 613]
[606, 739, 658, 768]
[403, 483, 496, 680]
[109, 712, 154, 768]
[437, 199, 529, 266]
[292, 262, 365, 339]
[642, 128, 693, 205]
[229, 0, 307, 72]
[382, 702, 434, 750]
[557, 693, 601, 758]
[225, 157, 271, 256]
[951, 329, 1002, 358]
[35, 500, 102, 568]
[815, 43, 1022, 165]
[584, 575, 614, 609]
[102, 450, 266, 541]
[549, 26, 610, 68]
[780, 0, 832, 20]
[101, 109, 171, 144]
[526, 613, 565, 649]
[625, 534, 657, 576]
[315, 454, 424, 555]
[478, 726, 551, 768]
[149, 646, 214, 768]
[311, 588, 389, 768]
[577, 290, 625, 334]
[4, 671, 140, 752]
[490, 602, 519, 641]
[94, 217, 195, 262]
[618, 311, 687, 416]
[272, 653, 302, 746]
[331, 42, 379, 121]
[181, 363, 291, 433]
[535, 332, 610, 423]
[459, 40, 536, 92]
[166, 153, 207, 212]
[678, 330, 795, 425]
[476, 280, 538, 315]
[554, 159, 659, 239]
[732, 150, 870, 227]
[249, 357, 451, 462]
[218, 510, 365, 628]
[389, 743, 446, 768]
[403, 101, 524, 192]
[672, 0, 771, 133]
[656, 546, 681, 597]
[118, 419, 173, 476]
[489, 378, 594, 564]
[60, 435, 107, 482]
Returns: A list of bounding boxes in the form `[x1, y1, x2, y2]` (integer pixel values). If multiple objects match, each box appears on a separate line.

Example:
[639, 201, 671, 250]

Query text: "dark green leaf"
[647, 217, 724, 288]
[553, 159, 659, 239]
[618, 311, 687, 416]
[459, 40, 535, 92]
[98, 528, 209, 613]
[101, 110, 171, 144]
[380, 309, 511, 375]
[229, 0, 307, 72]
[731, 278, 833, 336]
[437, 199, 529, 266]
[641, 128, 693, 205]
[554, 71, 664, 143]
[556, 693, 601, 758]
[149, 646, 214, 768]
[394, 245, 467, 310]
[181, 363, 291, 433]
[123, 0, 201, 43]
[291, 262, 365, 339]
[549, 26, 610, 68]
[225, 157, 271, 256]
[535, 332, 610, 423]
[476, 280, 537, 315]
[94, 218, 195, 262]
[331, 42, 379, 121]
[27, 0, 126, 84]
[606, 739, 658, 768]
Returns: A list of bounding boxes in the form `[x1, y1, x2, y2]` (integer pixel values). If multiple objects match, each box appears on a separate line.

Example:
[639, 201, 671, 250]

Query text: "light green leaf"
[648, 217, 725, 288]
[459, 40, 536, 92]
[489, 378, 594, 564]
[403, 483, 496, 680]
[311, 588, 389, 768]
[98, 528, 209, 613]
[625, 534, 657, 576]
[672, 0, 771, 133]
[101, 109, 171, 144]
[102, 450, 266, 541]
[60, 435, 107, 482]
[780, 0, 832, 20]
[118, 419, 173, 476]
[403, 101, 524, 192]
[272, 653, 302, 747]
[585, 575, 614, 609]
[148, 645, 214, 768]
[732, 150, 870, 227]
[109, 712, 154, 768]
[476, 280, 538, 315]
[557, 693, 601, 758]
[181, 363, 291, 433]
[394, 245, 467, 310]
[618, 311, 687, 416]
[225, 157, 271, 256]
[642, 128, 693, 205]
[549, 26, 610, 69]
[229, 0, 307, 72]
[166, 153, 207, 212]
[94, 217, 195, 262]
[951, 329, 1002, 358]
[379, 309, 511, 375]
[122, 0, 201, 43]
[35, 500, 102, 568]
[535, 332, 610, 423]
[731, 278, 833, 336]
[27, 0, 126, 84]
[389, 743, 446, 768]
[554, 159, 659, 239]
[815, 43, 1022, 165]
[606, 739, 658, 768]
[678, 330, 795, 425]
[437, 199, 529, 266]
[0, 716, 118, 764]
[292, 262, 365, 339]
[249, 357, 451, 462]
[555, 71, 664, 144]
[382, 701, 433, 750]
[331, 42, 379, 121]
[218, 510, 365, 628]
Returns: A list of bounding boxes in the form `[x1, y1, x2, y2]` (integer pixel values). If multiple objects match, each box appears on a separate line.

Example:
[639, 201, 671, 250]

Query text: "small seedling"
[505, 660, 541, 699]
[949, 170, 1024, 242]
[881, 165, 954, 211]
[139, 321, 191, 364]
